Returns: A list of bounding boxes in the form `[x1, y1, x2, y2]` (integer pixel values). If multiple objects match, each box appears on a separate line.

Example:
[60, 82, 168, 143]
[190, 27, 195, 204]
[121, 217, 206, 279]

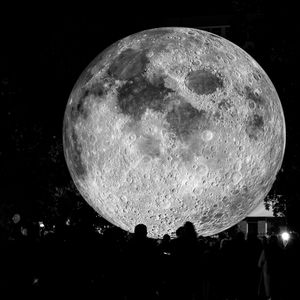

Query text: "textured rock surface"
[63, 27, 285, 238]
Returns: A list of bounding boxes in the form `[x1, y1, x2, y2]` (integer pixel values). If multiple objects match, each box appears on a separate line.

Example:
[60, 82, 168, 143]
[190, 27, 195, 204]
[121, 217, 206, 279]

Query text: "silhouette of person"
[170, 222, 200, 300]
[231, 231, 248, 300]
[199, 236, 220, 300]
[124, 224, 158, 300]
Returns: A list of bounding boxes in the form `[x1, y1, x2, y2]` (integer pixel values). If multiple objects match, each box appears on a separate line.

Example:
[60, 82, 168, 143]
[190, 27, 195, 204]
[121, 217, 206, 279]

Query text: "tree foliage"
[264, 193, 286, 217]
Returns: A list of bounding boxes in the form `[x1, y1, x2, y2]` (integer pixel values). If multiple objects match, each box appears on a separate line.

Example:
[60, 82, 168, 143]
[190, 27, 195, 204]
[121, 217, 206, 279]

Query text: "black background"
[1, 3, 300, 232]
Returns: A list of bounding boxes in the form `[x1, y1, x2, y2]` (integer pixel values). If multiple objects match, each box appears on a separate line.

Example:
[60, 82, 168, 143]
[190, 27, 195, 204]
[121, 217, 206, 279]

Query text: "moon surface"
[63, 27, 285, 238]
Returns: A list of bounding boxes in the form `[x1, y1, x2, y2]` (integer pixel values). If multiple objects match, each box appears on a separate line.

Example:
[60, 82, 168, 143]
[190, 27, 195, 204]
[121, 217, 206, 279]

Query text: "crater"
[252, 71, 263, 82]
[194, 163, 209, 176]
[217, 99, 232, 111]
[248, 100, 256, 110]
[201, 130, 214, 142]
[232, 172, 242, 184]
[185, 69, 223, 95]
[245, 85, 265, 107]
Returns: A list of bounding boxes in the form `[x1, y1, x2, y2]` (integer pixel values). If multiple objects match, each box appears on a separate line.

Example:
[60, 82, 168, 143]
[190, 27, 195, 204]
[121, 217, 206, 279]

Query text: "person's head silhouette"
[134, 224, 147, 239]
[162, 234, 170, 243]
[183, 221, 197, 240]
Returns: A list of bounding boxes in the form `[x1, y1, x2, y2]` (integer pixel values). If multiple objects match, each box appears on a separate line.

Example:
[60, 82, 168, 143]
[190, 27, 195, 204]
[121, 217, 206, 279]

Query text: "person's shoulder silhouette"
[183, 222, 197, 238]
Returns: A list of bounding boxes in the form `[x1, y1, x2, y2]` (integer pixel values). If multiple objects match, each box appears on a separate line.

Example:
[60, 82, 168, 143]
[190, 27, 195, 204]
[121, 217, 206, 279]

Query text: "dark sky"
[2, 4, 300, 229]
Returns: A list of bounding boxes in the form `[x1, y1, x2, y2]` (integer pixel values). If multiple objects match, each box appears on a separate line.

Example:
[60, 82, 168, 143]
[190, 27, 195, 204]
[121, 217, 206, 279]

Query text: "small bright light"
[281, 232, 290, 241]
[39, 222, 45, 228]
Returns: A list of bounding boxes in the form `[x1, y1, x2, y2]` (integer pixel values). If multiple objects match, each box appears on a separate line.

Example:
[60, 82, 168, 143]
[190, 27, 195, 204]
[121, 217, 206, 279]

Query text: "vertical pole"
[265, 218, 268, 236]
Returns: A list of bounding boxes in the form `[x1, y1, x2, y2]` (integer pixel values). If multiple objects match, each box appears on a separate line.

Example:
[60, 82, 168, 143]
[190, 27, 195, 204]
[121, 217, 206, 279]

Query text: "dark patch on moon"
[201, 214, 213, 223]
[246, 114, 264, 140]
[75, 95, 89, 120]
[229, 198, 240, 214]
[116, 75, 173, 121]
[166, 101, 207, 141]
[70, 97, 85, 122]
[86, 82, 105, 98]
[108, 49, 149, 80]
[185, 69, 223, 95]
[139, 136, 161, 158]
[215, 213, 223, 219]
[200, 216, 208, 223]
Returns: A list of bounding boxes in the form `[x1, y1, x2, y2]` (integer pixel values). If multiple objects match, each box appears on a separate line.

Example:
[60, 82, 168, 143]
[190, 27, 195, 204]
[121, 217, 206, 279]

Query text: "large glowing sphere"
[63, 28, 285, 238]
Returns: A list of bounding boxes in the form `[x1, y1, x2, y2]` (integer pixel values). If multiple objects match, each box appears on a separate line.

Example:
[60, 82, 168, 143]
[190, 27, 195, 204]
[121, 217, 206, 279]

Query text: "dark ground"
[1, 221, 299, 299]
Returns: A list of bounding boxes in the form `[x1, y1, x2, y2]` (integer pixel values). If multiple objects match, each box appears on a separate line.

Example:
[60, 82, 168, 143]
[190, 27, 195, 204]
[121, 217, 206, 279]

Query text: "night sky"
[2, 4, 300, 232]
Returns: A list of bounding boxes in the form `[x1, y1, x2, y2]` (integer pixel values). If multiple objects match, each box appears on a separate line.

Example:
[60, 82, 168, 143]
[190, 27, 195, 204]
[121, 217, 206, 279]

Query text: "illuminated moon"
[63, 27, 285, 238]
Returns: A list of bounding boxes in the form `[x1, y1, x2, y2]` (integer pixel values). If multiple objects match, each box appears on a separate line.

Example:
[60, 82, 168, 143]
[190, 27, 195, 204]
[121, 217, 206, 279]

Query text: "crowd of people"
[0, 220, 299, 299]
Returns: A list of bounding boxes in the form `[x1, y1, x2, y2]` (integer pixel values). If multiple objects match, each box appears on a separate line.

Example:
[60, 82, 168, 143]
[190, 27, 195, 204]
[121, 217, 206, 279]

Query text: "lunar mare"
[63, 27, 285, 238]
